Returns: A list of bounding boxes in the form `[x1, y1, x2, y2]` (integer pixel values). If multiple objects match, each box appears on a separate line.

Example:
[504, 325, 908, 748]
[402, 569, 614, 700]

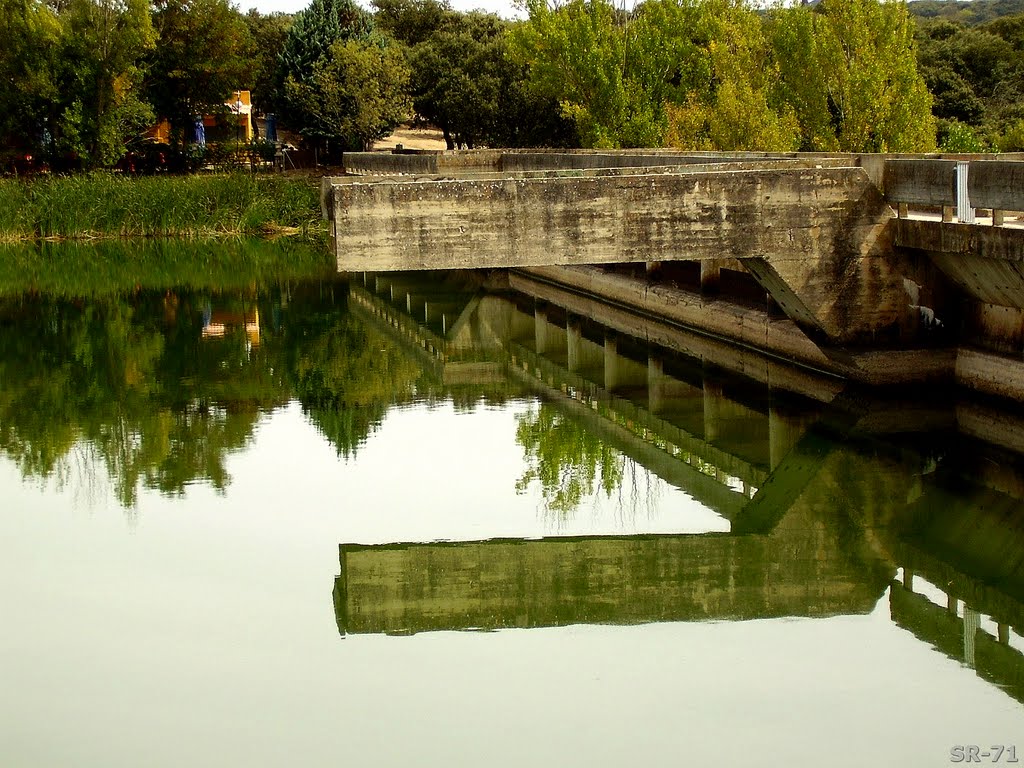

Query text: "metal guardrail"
[883, 159, 1024, 225]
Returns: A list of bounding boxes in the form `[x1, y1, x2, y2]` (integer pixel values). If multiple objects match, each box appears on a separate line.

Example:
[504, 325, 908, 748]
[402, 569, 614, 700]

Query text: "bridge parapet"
[883, 158, 1024, 225]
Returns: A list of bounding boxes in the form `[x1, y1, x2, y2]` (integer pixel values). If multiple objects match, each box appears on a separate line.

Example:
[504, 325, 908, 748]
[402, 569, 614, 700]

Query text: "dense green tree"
[408, 11, 506, 148]
[512, 0, 798, 150]
[55, 0, 156, 167]
[145, 0, 254, 139]
[769, 0, 935, 152]
[241, 9, 294, 115]
[655, 0, 799, 151]
[372, 0, 451, 45]
[511, 0, 658, 148]
[916, 13, 1024, 147]
[284, 37, 411, 150]
[377, 0, 574, 148]
[0, 0, 61, 159]
[276, 0, 375, 149]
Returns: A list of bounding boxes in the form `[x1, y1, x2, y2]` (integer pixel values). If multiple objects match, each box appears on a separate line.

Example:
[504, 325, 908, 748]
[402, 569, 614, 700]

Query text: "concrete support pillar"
[998, 623, 1010, 645]
[700, 261, 721, 296]
[766, 294, 786, 319]
[994, 209, 1005, 227]
[942, 205, 955, 223]
[646, 261, 662, 277]
[897, 202, 908, 219]
[534, 305, 550, 355]
[948, 593, 958, 615]
[648, 356, 665, 414]
[703, 378, 723, 443]
[768, 404, 804, 471]
[903, 569, 915, 590]
[604, 333, 619, 391]
[566, 318, 581, 373]
[963, 606, 980, 667]
[406, 293, 412, 314]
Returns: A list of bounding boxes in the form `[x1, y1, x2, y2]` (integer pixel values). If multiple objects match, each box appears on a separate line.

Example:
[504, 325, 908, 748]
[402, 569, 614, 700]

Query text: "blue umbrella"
[193, 116, 206, 147]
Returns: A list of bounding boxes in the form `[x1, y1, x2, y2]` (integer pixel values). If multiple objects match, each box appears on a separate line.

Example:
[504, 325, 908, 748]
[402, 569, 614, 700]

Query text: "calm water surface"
[2, 247, 1023, 767]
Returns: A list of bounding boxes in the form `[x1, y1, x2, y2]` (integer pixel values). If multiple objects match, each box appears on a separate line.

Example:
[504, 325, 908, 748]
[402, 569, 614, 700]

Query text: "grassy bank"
[0, 173, 326, 242]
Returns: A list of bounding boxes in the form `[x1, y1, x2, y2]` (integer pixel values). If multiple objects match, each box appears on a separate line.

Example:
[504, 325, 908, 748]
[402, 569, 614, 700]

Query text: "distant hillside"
[910, 0, 1024, 26]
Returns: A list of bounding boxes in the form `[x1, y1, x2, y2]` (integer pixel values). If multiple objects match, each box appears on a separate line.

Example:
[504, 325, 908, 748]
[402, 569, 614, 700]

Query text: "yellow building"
[206, 90, 253, 143]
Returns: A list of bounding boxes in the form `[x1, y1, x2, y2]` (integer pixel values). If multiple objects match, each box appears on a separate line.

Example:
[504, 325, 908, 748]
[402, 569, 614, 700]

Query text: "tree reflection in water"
[515, 403, 660, 524]
[0, 275, 423, 507]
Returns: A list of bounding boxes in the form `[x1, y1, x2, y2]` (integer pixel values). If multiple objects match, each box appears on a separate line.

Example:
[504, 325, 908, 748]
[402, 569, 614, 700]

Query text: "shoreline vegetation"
[0, 173, 327, 243]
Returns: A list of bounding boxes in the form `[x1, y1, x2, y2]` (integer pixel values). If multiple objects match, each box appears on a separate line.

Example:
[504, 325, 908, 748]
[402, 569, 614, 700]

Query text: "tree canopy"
[145, 0, 254, 138]
[6, 0, 1024, 168]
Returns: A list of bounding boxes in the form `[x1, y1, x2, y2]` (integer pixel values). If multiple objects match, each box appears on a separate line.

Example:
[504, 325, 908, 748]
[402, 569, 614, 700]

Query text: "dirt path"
[372, 126, 447, 151]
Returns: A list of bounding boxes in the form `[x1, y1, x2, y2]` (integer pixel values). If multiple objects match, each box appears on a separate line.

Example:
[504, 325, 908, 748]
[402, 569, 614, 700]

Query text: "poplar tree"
[768, 0, 936, 152]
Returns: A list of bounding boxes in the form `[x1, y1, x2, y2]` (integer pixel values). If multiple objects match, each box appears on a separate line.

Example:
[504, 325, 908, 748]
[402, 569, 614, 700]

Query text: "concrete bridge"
[322, 151, 1024, 398]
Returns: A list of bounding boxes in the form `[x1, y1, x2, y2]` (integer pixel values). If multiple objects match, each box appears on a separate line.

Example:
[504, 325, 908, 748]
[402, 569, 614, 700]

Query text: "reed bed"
[0, 173, 325, 242]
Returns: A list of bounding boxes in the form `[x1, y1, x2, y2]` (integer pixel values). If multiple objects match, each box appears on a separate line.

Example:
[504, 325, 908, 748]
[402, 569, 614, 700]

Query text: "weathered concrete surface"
[896, 219, 1024, 262]
[969, 161, 1024, 212]
[328, 166, 916, 344]
[513, 266, 955, 386]
[883, 159, 957, 206]
[342, 149, 504, 176]
[957, 348, 1024, 401]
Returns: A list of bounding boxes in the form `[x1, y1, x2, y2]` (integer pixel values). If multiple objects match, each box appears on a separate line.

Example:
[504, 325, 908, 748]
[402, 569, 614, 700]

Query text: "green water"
[2, 245, 1023, 767]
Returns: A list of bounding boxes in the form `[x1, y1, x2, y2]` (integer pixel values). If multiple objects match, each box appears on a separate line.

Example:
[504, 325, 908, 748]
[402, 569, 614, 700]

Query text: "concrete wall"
[342, 149, 505, 176]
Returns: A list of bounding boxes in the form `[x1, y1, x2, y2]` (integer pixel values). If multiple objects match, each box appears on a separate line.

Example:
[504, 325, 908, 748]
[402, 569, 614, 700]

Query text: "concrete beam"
[328, 166, 908, 344]
[883, 159, 957, 207]
[895, 219, 1024, 261]
[968, 161, 1024, 213]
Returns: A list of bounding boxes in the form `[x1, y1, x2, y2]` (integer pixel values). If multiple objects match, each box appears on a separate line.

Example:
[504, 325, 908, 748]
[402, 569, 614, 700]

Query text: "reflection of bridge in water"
[339, 271, 1024, 703]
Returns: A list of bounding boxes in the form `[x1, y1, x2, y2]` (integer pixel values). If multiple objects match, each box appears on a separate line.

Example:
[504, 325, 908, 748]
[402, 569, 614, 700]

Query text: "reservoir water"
[2, 244, 1023, 767]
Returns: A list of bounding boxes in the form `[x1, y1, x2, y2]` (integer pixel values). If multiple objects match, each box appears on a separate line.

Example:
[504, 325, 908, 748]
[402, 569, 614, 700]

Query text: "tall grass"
[0, 172, 326, 241]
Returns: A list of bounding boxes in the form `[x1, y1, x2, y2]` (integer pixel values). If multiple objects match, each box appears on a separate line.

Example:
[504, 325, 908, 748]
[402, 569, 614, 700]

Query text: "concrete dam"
[321, 150, 1024, 399]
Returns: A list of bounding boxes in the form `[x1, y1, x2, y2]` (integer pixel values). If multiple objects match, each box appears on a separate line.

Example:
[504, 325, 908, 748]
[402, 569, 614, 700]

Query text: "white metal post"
[956, 161, 975, 223]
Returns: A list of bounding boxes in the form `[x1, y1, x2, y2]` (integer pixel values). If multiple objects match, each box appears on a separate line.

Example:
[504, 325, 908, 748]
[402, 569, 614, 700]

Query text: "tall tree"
[241, 9, 294, 116]
[769, 0, 936, 152]
[648, 0, 799, 151]
[408, 11, 506, 148]
[145, 0, 254, 139]
[284, 37, 411, 150]
[276, 0, 374, 146]
[511, 0, 656, 148]
[56, 0, 156, 167]
[0, 0, 61, 158]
